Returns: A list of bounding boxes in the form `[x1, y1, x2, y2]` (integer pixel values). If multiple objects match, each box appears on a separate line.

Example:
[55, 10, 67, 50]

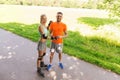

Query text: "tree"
[104, 0, 120, 17]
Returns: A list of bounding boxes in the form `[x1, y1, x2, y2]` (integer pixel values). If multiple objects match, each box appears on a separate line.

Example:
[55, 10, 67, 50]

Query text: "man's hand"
[51, 35, 67, 40]
[57, 35, 67, 39]
[57, 36, 63, 38]
[51, 36, 57, 40]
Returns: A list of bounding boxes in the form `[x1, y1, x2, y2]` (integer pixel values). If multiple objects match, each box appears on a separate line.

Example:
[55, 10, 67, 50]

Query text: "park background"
[0, 0, 120, 75]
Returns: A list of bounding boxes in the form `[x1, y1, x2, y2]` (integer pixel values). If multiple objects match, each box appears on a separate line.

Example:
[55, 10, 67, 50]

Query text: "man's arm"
[63, 31, 68, 38]
[58, 31, 68, 38]
[59, 24, 68, 38]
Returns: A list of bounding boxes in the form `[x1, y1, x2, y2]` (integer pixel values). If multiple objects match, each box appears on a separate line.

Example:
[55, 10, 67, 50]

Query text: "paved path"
[0, 28, 120, 80]
[0, 29, 120, 80]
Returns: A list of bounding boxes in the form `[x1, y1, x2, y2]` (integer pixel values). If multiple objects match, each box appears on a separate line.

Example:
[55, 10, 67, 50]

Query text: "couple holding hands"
[37, 12, 67, 77]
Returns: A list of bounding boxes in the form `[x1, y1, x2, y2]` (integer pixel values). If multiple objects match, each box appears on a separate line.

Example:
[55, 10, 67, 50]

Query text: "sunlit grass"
[0, 23, 39, 42]
[77, 17, 120, 46]
[0, 22, 120, 74]
[78, 17, 119, 28]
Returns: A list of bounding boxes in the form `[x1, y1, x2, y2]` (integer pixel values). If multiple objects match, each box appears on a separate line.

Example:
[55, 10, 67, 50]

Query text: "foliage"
[102, 0, 120, 17]
[0, 0, 105, 9]
[60, 0, 79, 8]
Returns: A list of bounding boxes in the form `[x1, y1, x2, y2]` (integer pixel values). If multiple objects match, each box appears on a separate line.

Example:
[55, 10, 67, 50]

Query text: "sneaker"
[47, 64, 52, 71]
[37, 68, 45, 77]
[59, 63, 64, 69]
[40, 61, 47, 67]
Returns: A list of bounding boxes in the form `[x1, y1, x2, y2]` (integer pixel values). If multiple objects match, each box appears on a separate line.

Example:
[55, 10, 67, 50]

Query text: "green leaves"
[104, 0, 120, 17]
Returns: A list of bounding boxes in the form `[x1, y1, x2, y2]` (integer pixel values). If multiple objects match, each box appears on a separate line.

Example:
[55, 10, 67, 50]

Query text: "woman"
[37, 14, 48, 77]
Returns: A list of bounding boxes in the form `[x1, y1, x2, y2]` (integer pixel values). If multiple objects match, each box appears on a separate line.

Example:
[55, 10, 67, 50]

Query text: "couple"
[37, 12, 67, 77]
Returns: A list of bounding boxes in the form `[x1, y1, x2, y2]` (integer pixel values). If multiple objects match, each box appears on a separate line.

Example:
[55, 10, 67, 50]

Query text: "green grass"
[78, 17, 119, 28]
[0, 22, 120, 74]
[0, 23, 39, 42]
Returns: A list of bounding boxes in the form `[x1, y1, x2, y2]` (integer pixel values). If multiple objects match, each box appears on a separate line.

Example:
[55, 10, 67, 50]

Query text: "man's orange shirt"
[50, 22, 67, 44]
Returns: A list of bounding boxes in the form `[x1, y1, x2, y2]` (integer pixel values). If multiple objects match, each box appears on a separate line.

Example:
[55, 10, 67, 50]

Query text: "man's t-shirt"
[49, 22, 67, 44]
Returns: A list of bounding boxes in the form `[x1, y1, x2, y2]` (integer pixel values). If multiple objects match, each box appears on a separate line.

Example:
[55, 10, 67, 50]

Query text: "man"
[47, 12, 68, 71]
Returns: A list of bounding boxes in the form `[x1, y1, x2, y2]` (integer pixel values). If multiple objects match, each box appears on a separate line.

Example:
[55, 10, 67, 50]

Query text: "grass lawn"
[78, 17, 120, 28]
[0, 22, 120, 74]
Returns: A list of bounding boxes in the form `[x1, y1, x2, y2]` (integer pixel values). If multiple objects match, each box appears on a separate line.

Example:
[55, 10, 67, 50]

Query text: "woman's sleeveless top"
[39, 24, 48, 37]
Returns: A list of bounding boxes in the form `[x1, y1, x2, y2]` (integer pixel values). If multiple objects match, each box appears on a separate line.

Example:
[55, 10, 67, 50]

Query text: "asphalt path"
[0, 29, 120, 80]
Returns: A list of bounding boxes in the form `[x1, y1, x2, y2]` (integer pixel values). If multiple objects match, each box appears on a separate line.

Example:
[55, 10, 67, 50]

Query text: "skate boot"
[37, 67, 45, 77]
[40, 61, 47, 67]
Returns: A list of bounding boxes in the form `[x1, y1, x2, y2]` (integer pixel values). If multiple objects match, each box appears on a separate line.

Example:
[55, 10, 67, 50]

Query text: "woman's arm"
[38, 25, 43, 34]
[39, 25, 47, 39]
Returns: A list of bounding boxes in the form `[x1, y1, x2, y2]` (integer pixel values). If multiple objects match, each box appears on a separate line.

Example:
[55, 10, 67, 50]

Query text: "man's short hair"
[57, 12, 63, 15]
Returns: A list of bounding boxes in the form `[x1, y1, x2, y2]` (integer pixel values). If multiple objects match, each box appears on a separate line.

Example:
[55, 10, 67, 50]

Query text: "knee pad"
[43, 53, 46, 56]
[38, 56, 43, 60]
[50, 48, 55, 53]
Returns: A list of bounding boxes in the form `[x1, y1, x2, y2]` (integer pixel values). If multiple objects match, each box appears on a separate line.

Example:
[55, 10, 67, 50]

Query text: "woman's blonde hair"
[40, 14, 46, 23]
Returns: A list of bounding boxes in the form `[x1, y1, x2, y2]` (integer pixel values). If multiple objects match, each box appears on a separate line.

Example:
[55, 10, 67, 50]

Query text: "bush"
[98, 0, 120, 17]
[60, 0, 79, 8]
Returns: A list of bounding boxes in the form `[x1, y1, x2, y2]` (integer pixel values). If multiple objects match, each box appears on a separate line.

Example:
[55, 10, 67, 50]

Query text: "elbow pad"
[42, 34, 47, 39]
